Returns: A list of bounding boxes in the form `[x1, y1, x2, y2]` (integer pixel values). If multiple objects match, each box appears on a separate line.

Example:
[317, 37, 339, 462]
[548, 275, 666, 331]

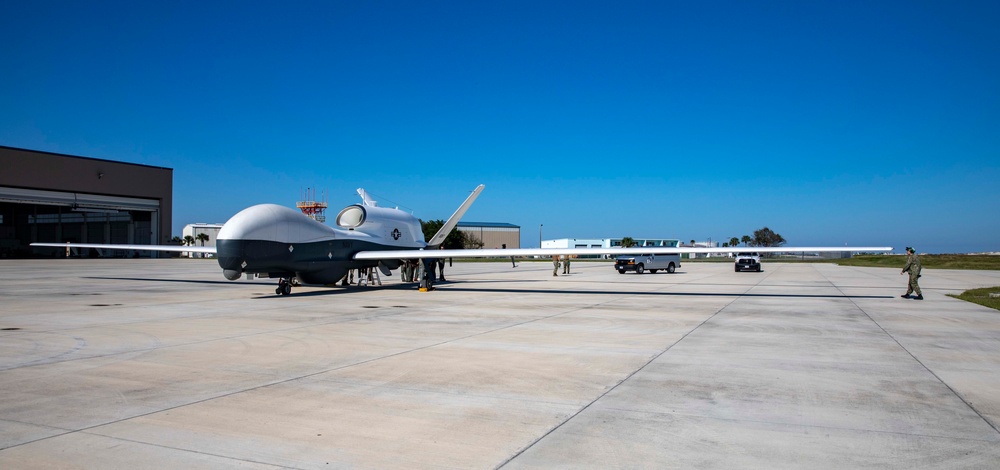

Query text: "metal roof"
[457, 221, 520, 229]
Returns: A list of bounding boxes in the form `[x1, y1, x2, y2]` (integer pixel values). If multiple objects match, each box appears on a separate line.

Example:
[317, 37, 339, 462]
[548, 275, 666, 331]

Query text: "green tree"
[741, 235, 752, 246]
[169, 236, 184, 258]
[195, 233, 210, 258]
[729, 237, 740, 248]
[463, 233, 484, 249]
[620, 237, 636, 248]
[752, 227, 786, 253]
[182, 235, 196, 259]
[420, 219, 474, 249]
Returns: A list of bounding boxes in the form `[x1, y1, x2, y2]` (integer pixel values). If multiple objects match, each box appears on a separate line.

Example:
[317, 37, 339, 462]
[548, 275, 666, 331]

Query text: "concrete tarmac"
[1, 259, 999, 469]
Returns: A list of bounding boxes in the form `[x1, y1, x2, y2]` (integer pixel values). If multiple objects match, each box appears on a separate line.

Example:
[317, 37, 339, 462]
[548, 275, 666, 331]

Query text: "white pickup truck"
[734, 252, 761, 272]
[615, 253, 680, 274]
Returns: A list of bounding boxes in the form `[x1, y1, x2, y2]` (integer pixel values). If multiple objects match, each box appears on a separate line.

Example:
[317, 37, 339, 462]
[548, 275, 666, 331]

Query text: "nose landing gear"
[276, 277, 292, 296]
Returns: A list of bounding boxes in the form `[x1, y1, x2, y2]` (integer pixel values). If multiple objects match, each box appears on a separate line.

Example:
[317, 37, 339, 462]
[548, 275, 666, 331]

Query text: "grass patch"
[453, 254, 1000, 270]
[680, 257, 731, 263]
[685, 254, 1000, 270]
[948, 286, 1000, 311]
[827, 254, 1000, 270]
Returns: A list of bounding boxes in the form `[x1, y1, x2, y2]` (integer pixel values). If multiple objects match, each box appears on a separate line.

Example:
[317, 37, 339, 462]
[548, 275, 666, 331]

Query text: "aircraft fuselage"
[215, 203, 423, 284]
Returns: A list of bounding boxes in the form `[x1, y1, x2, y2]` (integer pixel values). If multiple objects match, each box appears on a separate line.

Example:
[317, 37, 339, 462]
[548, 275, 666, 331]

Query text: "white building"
[683, 240, 724, 258]
[542, 238, 681, 258]
[541, 238, 605, 250]
[181, 223, 223, 258]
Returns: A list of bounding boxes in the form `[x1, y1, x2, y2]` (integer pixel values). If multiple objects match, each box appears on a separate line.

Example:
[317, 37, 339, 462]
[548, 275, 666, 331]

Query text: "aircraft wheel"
[277, 278, 292, 296]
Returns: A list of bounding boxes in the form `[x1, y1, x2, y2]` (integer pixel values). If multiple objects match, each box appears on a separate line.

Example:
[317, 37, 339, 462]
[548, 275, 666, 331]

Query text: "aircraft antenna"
[356, 188, 379, 207]
[296, 187, 328, 223]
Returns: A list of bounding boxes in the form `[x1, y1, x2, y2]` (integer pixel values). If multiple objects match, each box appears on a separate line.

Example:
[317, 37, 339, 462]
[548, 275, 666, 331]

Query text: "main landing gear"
[275, 277, 293, 296]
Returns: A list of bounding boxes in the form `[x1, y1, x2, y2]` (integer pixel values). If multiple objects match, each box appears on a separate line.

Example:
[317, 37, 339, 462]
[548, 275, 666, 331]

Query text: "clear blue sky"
[3, 1, 998, 253]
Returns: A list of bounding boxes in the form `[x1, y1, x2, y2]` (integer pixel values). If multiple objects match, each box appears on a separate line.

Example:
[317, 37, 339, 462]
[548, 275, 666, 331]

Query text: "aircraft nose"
[214, 204, 283, 278]
[216, 239, 244, 279]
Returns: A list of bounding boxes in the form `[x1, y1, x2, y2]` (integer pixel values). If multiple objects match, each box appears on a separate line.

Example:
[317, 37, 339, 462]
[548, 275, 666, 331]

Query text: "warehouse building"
[456, 221, 520, 249]
[0, 146, 172, 258]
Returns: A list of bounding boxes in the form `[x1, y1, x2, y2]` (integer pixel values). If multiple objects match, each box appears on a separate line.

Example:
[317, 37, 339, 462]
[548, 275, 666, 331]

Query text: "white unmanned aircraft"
[33, 184, 892, 295]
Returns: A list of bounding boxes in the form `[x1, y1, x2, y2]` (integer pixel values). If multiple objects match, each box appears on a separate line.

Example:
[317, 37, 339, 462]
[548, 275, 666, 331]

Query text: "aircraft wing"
[426, 184, 485, 248]
[354, 246, 893, 260]
[31, 243, 218, 254]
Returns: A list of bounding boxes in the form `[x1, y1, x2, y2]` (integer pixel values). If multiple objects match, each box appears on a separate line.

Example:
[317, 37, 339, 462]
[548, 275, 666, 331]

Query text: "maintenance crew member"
[900, 246, 923, 300]
[437, 246, 446, 282]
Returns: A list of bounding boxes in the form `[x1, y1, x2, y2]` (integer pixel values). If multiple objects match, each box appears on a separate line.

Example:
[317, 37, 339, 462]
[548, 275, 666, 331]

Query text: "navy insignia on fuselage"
[391, 228, 401, 240]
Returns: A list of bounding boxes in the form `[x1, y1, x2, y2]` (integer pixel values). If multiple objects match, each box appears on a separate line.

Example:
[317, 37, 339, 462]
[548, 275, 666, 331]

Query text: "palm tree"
[729, 237, 739, 248]
[620, 237, 636, 248]
[168, 236, 183, 258]
[196, 233, 210, 258]
[741, 235, 752, 246]
[183, 235, 195, 258]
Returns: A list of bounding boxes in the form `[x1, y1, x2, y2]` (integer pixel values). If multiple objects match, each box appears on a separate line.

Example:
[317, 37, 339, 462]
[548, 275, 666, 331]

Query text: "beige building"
[0, 146, 173, 258]
[457, 221, 520, 249]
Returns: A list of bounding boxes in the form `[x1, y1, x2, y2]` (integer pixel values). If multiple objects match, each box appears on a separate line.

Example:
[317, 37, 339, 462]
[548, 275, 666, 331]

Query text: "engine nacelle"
[335, 205, 367, 228]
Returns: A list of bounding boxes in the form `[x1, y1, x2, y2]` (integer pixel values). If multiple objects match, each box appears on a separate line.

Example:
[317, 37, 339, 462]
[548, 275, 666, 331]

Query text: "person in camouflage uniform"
[900, 247, 923, 300]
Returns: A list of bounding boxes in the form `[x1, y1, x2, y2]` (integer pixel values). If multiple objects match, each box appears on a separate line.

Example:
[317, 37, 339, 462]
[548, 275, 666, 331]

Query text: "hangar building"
[457, 221, 520, 249]
[0, 146, 172, 258]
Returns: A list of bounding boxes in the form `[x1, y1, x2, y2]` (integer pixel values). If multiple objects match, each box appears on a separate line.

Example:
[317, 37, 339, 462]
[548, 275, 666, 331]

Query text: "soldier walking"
[562, 255, 571, 274]
[900, 246, 923, 300]
[437, 246, 447, 282]
[503, 244, 516, 267]
[402, 260, 413, 283]
[552, 255, 560, 276]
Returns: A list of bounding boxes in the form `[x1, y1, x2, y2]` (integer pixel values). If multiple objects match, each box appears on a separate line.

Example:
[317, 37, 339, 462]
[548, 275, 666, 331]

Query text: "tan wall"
[0, 146, 173, 243]
[458, 227, 520, 249]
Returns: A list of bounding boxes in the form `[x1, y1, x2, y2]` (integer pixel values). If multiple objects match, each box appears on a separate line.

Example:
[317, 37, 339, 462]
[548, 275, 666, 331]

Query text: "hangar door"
[0, 186, 160, 257]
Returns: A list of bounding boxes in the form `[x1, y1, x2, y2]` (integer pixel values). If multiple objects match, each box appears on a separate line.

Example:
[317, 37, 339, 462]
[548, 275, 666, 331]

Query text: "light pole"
[539, 224, 543, 248]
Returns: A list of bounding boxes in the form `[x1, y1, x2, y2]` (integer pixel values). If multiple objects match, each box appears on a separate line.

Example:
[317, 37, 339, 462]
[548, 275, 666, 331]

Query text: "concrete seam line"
[824, 264, 1000, 436]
